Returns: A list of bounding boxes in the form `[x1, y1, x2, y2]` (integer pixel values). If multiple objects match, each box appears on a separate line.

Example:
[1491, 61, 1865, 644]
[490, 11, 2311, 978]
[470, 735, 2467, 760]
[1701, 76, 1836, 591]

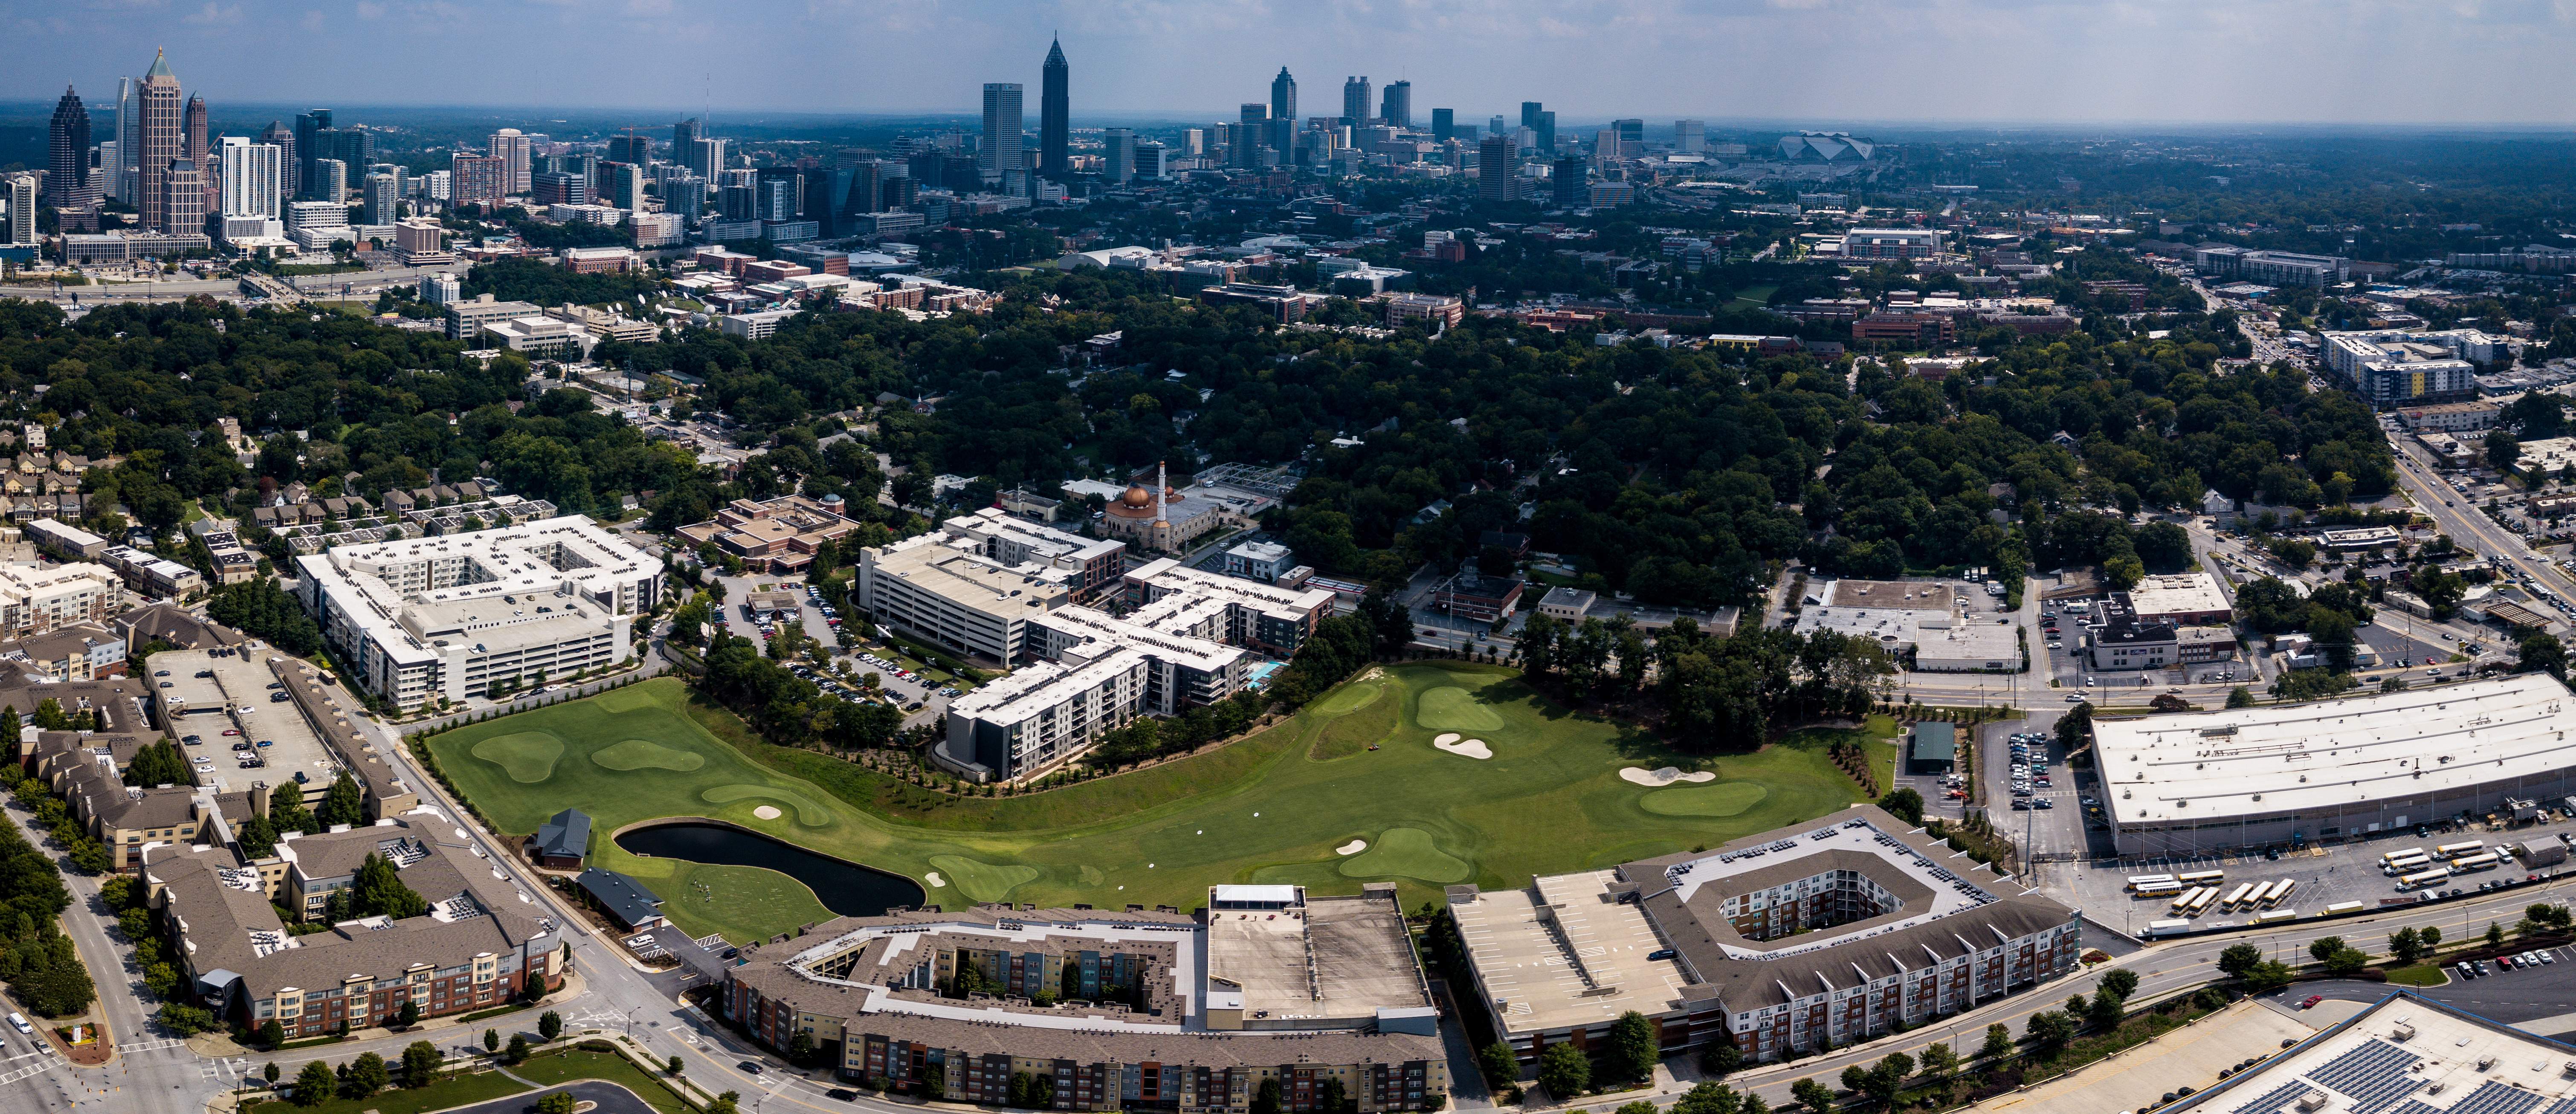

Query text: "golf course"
[423, 663, 1895, 943]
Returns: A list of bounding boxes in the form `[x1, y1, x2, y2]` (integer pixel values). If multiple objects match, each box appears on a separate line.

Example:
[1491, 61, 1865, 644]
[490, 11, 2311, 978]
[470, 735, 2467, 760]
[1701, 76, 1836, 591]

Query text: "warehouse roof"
[2092, 673, 2576, 827]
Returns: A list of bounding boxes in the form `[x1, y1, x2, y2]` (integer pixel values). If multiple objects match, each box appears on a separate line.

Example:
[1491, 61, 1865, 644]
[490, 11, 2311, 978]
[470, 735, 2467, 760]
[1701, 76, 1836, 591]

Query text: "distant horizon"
[8, 1, 2576, 128]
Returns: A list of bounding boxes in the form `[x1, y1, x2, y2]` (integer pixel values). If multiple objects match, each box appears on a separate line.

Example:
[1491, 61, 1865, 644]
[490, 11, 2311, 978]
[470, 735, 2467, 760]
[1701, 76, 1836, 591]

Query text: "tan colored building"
[676, 494, 861, 574]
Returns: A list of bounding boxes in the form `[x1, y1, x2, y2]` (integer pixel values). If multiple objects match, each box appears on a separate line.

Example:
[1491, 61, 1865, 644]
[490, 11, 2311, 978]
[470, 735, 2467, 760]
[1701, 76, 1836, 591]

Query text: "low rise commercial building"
[675, 494, 862, 576]
[2118, 572, 2234, 625]
[292, 516, 656, 711]
[443, 294, 542, 341]
[2395, 400, 2502, 432]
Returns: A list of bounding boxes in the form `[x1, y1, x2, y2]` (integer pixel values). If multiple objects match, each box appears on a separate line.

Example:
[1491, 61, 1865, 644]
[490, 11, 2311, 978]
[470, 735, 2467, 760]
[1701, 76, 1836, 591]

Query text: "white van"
[6, 1012, 29, 1035]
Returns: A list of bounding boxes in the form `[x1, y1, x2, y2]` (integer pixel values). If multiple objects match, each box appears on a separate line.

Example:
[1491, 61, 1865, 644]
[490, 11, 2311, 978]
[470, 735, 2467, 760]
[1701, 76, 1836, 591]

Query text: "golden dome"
[1120, 485, 1154, 508]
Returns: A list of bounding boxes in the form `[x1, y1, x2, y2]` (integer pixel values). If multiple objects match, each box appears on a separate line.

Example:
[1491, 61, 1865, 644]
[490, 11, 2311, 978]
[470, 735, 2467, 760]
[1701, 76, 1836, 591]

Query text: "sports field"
[425, 665, 1892, 943]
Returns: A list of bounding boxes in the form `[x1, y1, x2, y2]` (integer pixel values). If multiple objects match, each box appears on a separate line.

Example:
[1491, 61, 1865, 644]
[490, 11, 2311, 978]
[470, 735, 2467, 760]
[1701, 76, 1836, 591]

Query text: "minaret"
[1155, 460, 1167, 524]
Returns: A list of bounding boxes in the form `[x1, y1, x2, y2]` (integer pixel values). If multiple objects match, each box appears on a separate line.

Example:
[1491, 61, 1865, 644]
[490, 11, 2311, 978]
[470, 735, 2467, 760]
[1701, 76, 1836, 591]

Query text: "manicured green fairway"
[425, 665, 1885, 943]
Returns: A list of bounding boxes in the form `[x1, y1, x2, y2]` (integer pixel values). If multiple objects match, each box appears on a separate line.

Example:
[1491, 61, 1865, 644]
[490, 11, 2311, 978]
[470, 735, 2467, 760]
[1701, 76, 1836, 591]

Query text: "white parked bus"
[2254, 909, 2299, 924]
[2324, 901, 2367, 915]
[2133, 881, 2185, 899]
[2127, 874, 2179, 891]
[2176, 869, 2226, 885]
[2436, 841, 2485, 857]
[2451, 852, 2501, 872]
[2170, 887, 2209, 915]
[2145, 919, 2194, 938]
[2398, 867, 2452, 891]
[2382, 852, 2433, 876]
[2220, 883, 2257, 911]
[2264, 880, 2299, 908]
[2186, 888, 2221, 917]
[2379, 848, 2427, 868]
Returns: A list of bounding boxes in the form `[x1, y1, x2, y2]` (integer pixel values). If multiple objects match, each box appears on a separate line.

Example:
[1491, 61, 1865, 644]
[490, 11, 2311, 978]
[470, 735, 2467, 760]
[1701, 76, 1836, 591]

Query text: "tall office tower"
[1271, 67, 1298, 122]
[136, 50, 183, 232]
[1182, 128, 1205, 156]
[1430, 108, 1454, 144]
[530, 169, 586, 207]
[1520, 102, 1542, 130]
[1133, 141, 1165, 180]
[1237, 104, 1269, 168]
[1039, 37, 1069, 179]
[94, 141, 119, 206]
[664, 174, 703, 223]
[1594, 129, 1620, 163]
[311, 159, 347, 204]
[1533, 112, 1556, 152]
[607, 132, 651, 167]
[217, 137, 282, 218]
[420, 169, 449, 204]
[449, 153, 506, 209]
[604, 162, 646, 211]
[686, 137, 726, 179]
[111, 77, 137, 203]
[46, 87, 94, 214]
[1101, 127, 1133, 185]
[293, 109, 328, 198]
[259, 120, 295, 188]
[1552, 154, 1587, 207]
[4, 176, 35, 246]
[881, 173, 916, 211]
[1477, 134, 1517, 202]
[1342, 77, 1371, 124]
[719, 182, 756, 221]
[183, 95, 212, 213]
[1454, 124, 1479, 145]
[673, 118, 699, 157]
[489, 128, 531, 193]
[362, 172, 400, 225]
[159, 157, 204, 234]
[980, 83, 1023, 182]
[1379, 81, 1411, 129]
[1613, 119, 1643, 154]
[1675, 119, 1704, 154]
[755, 177, 796, 222]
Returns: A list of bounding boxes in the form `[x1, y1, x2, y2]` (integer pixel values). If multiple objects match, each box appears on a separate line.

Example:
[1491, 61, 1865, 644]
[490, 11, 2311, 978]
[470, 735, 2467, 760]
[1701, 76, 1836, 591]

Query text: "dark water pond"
[614, 822, 924, 917]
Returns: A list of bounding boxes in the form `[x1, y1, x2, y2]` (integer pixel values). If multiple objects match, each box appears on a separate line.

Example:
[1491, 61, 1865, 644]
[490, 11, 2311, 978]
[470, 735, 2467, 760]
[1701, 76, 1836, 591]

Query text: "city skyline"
[3, 1, 2576, 126]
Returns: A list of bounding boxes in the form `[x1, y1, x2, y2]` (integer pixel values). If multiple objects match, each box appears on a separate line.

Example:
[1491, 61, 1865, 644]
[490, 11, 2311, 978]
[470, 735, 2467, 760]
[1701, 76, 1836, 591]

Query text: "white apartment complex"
[0, 561, 120, 636]
[292, 516, 657, 710]
[2321, 327, 2510, 406]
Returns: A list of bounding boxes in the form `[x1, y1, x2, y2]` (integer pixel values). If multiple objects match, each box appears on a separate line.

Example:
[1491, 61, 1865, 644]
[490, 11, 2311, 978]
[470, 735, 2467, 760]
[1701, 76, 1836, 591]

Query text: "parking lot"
[716, 574, 956, 729]
[151, 644, 338, 802]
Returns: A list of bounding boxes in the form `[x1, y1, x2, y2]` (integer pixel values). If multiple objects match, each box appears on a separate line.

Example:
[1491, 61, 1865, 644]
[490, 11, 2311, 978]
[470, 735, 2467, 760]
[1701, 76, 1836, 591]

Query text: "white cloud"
[181, 1, 241, 24]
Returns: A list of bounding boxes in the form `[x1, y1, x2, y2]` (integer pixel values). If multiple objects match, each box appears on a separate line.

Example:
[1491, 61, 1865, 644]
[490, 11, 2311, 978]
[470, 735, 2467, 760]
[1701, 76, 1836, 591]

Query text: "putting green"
[1311, 675, 1386, 715]
[1640, 782, 1771, 817]
[1415, 686, 1506, 733]
[702, 784, 832, 827]
[471, 732, 565, 783]
[1339, 828, 1471, 883]
[591, 739, 707, 772]
[929, 855, 1042, 903]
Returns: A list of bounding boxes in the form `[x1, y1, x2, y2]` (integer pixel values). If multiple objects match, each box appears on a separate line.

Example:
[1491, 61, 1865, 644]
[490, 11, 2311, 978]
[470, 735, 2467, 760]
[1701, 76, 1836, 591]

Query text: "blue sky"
[10, 0, 2576, 126]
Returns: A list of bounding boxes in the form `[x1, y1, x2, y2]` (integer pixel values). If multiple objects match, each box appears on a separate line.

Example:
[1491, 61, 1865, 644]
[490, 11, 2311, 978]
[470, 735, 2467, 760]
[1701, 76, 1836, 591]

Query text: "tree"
[2518, 634, 2569, 680]
[156, 1002, 215, 1035]
[265, 1061, 280, 1085]
[2226, 686, 2256, 708]
[2245, 961, 2297, 993]
[533, 1093, 578, 1114]
[345, 1051, 389, 1100]
[2098, 969, 2139, 999]
[2488, 429, 2523, 472]
[666, 1054, 684, 1076]
[1317, 1077, 1353, 1114]
[1917, 1043, 1959, 1095]
[1608, 1010, 1660, 1082]
[2103, 554, 2145, 590]
[2388, 927, 2425, 964]
[1876, 788, 1924, 827]
[124, 741, 189, 787]
[403, 1040, 442, 1088]
[505, 1033, 530, 1064]
[2055, 702, 2094, 751]
[314, 772, 366, 829]
[1979, 1022, 2014, 1061]
[1843, 1052, 1912, 1110]
[2421, 926, 2442, 951]
[2026, 1010, 2078, 1056]
[2489, 920, 2507, 947]
[2087, 990, 2127, 1030]
[786, 1030, 817, 1066]
[397, 998, 420, 1028]
[1699, 1039, 1744, 1081]
[1480, 1041, 1521, 1088]
[1251, 1076, 1284, 1114]
[484, 1028, 499, 1053]
[293, 1060, 336, 1106]
[257, 1019, 284, 1049]
[2220, 942, 2265, 978]
[1538, 1043, 1592, 1099]
[1791, 1076, 1838, 1113]
[539, 1010, 562, 1041]
[348, 853, 428, 920]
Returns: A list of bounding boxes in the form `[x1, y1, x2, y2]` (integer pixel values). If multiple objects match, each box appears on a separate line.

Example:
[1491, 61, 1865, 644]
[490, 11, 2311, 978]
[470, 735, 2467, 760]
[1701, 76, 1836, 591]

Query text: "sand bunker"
[1434, 737, 1492, 760]
[751, 805, 783, 819]
[1434, 732, 1461, 745]
[924, 872, 947, 888]
[1621, 766, 1717, 786]
[1336, 839, 1368, 856]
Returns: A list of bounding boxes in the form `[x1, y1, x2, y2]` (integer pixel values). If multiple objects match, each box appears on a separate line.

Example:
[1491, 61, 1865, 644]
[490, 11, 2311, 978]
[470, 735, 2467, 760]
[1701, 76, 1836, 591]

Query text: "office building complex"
[1453, 805, 2078, 1064]
[137, 50, 184, 233]
[1478, 135, 1518, 201]
[1040, 38, 1069, 179]
[291, 516, 657, 711]
[1102, 128, 1133, 184]
[1379, 81, 1411, 129]
[1844, 228, 1942, 260]
[2192, 245, 2347, 287]
[721, 891, 1447, 1111]
[1236, 104, 1270, 168]
[1430, 108, 1453, 142]
[1342, 76, 1372, 124]
[47, 86, 94, 214]
[981, 84, 1023, 182]
[1551, 155, 1586, 208]
[673, 494, 863, 576]
[1271, 67, 1297, 123]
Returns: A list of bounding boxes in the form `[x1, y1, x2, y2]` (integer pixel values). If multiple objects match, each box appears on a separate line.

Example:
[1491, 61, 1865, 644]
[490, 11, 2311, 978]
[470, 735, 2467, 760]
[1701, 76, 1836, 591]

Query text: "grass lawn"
[2385, 964, 2451, 987]
[1733, 284, 1779, 305]
[513, 1051, 695, 1114]
[242, 1069, 528, 1114]
[426, 665, 1881, 941]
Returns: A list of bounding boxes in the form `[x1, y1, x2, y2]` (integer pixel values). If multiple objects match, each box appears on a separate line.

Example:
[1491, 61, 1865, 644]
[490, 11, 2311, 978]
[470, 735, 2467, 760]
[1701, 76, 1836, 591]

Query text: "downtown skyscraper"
[136, 49, 184, 233]
[1271, 67, 1297, 122]
[1039, 38, 1069, 180]
[1342, 76, 1372, 125]
[982, 83, 1023, 187]
[1379, 80, 1411, 129]
[46, 86, 93, 214]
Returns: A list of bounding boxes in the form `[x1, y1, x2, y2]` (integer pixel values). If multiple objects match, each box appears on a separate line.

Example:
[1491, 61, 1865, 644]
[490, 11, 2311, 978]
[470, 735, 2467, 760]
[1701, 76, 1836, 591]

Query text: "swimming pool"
[1246, 661, 1284, 689]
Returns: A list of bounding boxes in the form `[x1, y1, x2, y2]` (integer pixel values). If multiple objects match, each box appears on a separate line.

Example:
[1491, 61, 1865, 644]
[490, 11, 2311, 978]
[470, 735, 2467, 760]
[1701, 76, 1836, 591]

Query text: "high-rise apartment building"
[1342, 76, 1372, 124]
[111, 78, 137, 204]
[603, 162, 645, 211]
[1236, 104, 1270, 167]
[310, 159, 346, 205]
[488, 128, 530, 194]
[1379, 81, 1411, 129]
[159, 157, 204, 235]
[1133, 141, 1166, 180]
[606, 132, 651, 167]
[1533, 111, 1556, 152]
[1039, 38, 1069, 179]
[217, 137, 282, 219]
[1613, 119, 1643, 155]
[1430, 108, 1454, 144]
[1675, 119, 1704, 154]
[1552, 155, 1587, 208]
[673, 117, 698, 156]
[449, 153, 507, 209]
[1478, 135, 1518, 202]
[259, 120, 295, 185]
[1271, 67, 1297, 122]
[362, 173, 400, 225]
[136, 50, 183, 233]
[1101, 128, 1133, 185]
[47, 87, 93, 214]
[4, 176, 35, 247]
[980, 84, 1022, 183]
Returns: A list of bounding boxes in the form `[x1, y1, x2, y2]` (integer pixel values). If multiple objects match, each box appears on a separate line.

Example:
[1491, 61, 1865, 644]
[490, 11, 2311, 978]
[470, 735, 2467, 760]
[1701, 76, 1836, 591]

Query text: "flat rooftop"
[2125, 572, 2231, 617]
[2171, 991, 2576, 1114]
[159, 646, 334, 804]
[2093, 673, 2576, 826]
[1823, 579, 1962, 611]
[1450, 870, 1691, 1034]
[1205, 893, 1428, 1024]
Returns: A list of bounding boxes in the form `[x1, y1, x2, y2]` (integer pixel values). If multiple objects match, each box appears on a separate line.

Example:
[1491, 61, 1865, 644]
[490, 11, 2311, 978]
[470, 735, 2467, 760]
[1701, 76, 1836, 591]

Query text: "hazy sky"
[10, 0, 2576, 127]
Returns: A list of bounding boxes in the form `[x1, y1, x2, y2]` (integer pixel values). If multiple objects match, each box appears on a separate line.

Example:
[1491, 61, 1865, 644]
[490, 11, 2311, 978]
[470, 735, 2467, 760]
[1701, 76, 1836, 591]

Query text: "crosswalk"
[114, 1037, 186, 1054]
[200, 1056, 250, 1083]
[0, 1050, 65, 1086]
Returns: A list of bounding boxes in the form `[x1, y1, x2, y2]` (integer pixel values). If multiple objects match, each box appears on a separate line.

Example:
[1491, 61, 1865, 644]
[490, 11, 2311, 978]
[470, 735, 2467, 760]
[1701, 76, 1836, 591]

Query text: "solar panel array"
[2535, 1097, 2576, 1114]
[2441, 1082, 2547, 1114]
[2227, 1079, 2316, 1114]
[2305, 1040, 2425, 1114]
